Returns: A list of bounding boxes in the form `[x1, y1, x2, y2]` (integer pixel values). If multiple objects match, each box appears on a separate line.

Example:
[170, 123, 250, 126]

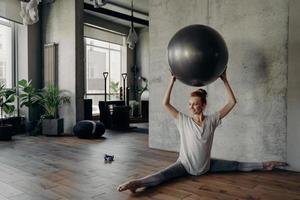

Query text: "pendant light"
[126, 0, 138, 50]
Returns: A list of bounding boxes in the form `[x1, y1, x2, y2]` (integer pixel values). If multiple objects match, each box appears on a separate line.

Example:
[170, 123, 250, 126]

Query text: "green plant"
[129, 100, 140, 117]
[0, 82, 16, 120]
[138, 76, 148, 96]
[18, 79, 43, 108]
[40, 85, 70, 119]
[18, 79, 43, 135]
[110, 81, 120, 93]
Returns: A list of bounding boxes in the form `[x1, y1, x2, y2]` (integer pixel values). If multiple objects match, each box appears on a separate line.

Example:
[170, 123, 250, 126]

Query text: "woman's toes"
[263, 161, 288, 170]
[117, 180, 141, 192]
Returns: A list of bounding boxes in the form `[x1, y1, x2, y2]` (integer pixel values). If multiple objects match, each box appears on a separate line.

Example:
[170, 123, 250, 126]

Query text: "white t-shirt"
[175, 112, 221, 175]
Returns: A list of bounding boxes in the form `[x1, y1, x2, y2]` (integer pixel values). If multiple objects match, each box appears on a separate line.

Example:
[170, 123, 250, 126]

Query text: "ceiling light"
[126, 0, 138, 50]
[93, 0, 108, 8]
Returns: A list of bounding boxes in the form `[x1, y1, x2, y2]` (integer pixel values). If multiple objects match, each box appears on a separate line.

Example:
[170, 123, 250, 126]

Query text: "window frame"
[0, 17, 17, 89]
[84, 36, 126, 115]
[84, 37, 124, 97]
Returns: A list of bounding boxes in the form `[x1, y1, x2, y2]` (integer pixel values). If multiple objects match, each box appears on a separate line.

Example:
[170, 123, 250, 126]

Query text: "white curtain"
[20, 0, 41, 25]
[84, 25, 124, 45]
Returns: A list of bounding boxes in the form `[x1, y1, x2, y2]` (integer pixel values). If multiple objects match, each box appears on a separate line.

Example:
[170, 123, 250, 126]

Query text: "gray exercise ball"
[168, 24, 228, 86]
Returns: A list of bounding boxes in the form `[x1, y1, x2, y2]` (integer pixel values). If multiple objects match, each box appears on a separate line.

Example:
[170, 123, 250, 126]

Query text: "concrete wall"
[42, 0, 84, 132]
[27, 23, 42, 91]
[0, 0, 23, 23]
[287, 0, 300, 171]
[17, 24, 29, 119]
[27, 22, 43, 121]
[136, 28, 149, 81]
[75, 1, 84, 122]
[149, 0, 288, 162]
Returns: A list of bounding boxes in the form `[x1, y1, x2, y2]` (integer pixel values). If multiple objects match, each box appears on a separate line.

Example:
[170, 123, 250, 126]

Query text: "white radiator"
[44, 43, 58, 86]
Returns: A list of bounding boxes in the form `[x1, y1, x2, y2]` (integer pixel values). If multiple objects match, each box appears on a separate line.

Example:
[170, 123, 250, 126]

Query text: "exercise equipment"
[99, 100, 130, 130]
[104, 154, 114, 162]
[73, 120, 105, 139]
[103, 72, 109, 102]
[168, 24, 228, 86]
[121, 73, 129, 106]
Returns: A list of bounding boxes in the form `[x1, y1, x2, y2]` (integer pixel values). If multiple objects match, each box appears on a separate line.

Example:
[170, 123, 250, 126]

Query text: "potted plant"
[110, 81, 120, 100]
[129, 100, 140, 117]
[18, 79, 43, 135]
[40, 85, 70, 136]
[0, 82, 16, 140]
[110, 81, 119, 93]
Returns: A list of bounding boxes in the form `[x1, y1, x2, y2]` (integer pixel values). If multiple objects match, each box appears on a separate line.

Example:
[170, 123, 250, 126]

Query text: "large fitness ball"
[168, 25, 228, 86]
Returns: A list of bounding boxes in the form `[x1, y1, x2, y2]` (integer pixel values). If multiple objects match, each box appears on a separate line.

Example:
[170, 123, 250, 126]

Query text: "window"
[85, 37, 127, 114]
[0, 17, 14, 88]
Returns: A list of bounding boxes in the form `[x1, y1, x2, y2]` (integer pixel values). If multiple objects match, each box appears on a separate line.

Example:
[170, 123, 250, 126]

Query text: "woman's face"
[189, 96, 206, 115]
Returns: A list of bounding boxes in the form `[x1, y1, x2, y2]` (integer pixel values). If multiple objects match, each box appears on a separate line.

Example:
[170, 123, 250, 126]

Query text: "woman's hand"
[220, 66, 228, 82]
[171, 75, 176, 83]
[169, 69, 176, 83]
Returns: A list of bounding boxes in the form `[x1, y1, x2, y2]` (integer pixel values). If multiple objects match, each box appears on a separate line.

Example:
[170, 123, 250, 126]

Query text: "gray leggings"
[139, 159, 263, 187]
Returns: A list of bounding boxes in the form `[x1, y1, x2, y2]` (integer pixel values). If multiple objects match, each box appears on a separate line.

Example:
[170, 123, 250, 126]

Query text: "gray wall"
[27, 22, 43, 121]
[287, 0, 300, 171]
[17, 24, 29, 119]
[136, 28, 149, 81]
[42, 0, 84, 132]
[75, 1, 84, 122]
[149, 0, 288, 162]
[27, 23, 42, 91]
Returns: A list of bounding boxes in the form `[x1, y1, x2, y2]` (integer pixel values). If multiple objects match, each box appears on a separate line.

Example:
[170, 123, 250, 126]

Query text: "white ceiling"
[84, 0, 149, 28]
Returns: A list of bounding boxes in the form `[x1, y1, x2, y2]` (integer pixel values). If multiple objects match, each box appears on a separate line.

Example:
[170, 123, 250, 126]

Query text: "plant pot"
[0, 124, 13, 140]
[129, 101, 140, 117]
[25, 120, 42, 136]
[42, 118, 64, 136]
[3, 116, 26, 135]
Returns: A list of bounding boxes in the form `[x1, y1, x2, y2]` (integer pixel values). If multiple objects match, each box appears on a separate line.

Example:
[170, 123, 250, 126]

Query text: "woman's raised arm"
[218, 68, 237, 119]
[162, 76, 179, 119]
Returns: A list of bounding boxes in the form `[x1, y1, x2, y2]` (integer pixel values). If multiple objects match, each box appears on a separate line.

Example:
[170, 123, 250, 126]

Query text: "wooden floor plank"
[0, 129, 299, 200]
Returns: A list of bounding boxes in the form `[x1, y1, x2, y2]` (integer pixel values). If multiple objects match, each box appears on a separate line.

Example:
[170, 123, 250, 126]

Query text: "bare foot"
[263, 161, 288, 171]
[117, 180, 142, 193]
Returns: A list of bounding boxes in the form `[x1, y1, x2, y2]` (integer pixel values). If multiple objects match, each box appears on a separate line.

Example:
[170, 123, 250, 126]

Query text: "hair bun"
[190, 88, 207, 104]
[197, 88, 207, 96]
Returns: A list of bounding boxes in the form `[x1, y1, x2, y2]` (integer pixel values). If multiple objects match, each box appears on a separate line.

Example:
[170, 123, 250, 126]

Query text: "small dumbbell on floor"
[104, 154, 114, 162]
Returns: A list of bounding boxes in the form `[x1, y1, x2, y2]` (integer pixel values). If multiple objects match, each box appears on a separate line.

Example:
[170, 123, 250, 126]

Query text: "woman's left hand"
[220, 66, 227, 81]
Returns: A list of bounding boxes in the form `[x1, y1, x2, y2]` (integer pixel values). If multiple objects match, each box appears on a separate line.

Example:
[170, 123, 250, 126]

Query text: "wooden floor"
[0, 129, 299, 200]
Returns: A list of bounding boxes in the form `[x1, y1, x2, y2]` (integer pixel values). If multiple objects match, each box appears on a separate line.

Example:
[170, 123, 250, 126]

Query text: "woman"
[118, 69, 286, 193]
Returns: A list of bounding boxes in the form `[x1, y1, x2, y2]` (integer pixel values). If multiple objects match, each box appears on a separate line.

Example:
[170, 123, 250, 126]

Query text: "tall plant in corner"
[18, 79, 42, 109]
[40, 85, 70, 135]
[18, 79, 43, 135]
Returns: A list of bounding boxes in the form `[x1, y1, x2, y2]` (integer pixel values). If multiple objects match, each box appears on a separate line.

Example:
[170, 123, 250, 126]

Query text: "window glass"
[85, 37, 126, 115]
[86, 45, 109, 94]
[110, 43, 121, 50]
[0, 19, 12, 88]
